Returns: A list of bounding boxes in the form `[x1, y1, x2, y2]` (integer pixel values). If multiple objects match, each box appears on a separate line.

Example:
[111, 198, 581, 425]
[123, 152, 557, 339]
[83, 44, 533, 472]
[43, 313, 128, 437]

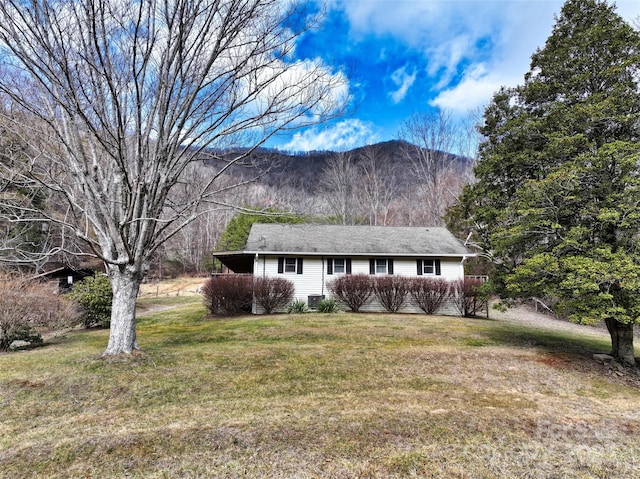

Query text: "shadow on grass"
[484, 321, 613, 360]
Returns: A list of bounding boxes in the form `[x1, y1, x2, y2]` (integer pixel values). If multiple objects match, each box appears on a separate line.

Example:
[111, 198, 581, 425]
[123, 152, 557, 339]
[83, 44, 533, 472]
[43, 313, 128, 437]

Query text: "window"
[327, 258, 351, 275]
[369, 258, 394, 275]
[417, 259, 441, 276]
[278, 257, 303, 274]
[423, 259, 435, 275]
[284, 258, 297, 273]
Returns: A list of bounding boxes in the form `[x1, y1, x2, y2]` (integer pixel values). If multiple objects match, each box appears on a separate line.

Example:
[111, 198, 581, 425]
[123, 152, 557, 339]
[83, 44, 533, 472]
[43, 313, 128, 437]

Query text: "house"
[214, 223, 474, 314]
[33, 263, 97, 293]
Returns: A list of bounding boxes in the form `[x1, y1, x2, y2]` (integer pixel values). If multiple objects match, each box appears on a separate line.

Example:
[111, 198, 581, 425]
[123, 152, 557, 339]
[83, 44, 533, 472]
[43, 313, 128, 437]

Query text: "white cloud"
[281, 119, 378, 152]
[427, 34, 474, 89]
[332, 0, 444, 44]
[316, 0, 640, 140]
[256, 57, 351, 122]
[389, 65, 417, 104]
[334, 0, 564, 97]
[430, 64, 506, 113]
[333, 0, 640, 93]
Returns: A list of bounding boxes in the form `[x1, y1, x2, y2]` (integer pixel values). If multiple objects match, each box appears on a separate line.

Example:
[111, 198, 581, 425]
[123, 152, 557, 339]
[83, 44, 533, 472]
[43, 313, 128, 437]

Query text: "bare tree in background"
[399, 110, 470, 225]
[320, 151, 358, 224]
[356, 146, 396, 225]
[457, 106, 483, 182]
[159, 161, 235, 275]
[0, 0, 347, 355]
[0, 113, 78, 270]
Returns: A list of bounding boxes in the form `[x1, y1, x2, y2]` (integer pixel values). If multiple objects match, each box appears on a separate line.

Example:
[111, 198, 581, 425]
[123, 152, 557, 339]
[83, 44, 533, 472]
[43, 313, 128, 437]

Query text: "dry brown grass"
[1, 299, 639, 478]
[139, 276, 208, 297]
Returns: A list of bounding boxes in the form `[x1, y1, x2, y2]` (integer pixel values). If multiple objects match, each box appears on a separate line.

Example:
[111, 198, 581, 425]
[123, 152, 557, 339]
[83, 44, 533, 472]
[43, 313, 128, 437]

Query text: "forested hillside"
[227, 139, 473, 220]
[153, 139, 474, 276]
[2, 123, 474, 278]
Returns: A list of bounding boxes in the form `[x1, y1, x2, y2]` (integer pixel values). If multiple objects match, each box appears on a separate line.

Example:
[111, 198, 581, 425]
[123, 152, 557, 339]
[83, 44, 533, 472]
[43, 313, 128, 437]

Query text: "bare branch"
[0, 0, 348, 354]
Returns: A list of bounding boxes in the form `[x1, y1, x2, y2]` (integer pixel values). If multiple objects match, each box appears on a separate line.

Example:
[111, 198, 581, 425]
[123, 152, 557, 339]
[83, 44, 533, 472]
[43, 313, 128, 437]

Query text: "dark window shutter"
[346, 258, 352, 274]
[388, 259, 394, 275]
[327, 258, 333, 275]
[435, 259, 441, 276]
[297, 258, 303, 274]
[369, 259, 375, 275]
[278, 257, 284, 274]
[417, 259, 423, 276]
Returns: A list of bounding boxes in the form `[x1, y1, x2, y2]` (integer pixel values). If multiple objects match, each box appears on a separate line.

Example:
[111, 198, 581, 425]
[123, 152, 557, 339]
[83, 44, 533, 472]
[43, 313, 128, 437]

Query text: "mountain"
[242, 140, 474, 191]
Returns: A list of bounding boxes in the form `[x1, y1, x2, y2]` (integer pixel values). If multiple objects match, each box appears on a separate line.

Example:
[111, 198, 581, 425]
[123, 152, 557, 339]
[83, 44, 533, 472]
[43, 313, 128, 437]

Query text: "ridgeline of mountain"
[208, 140, 473, 190]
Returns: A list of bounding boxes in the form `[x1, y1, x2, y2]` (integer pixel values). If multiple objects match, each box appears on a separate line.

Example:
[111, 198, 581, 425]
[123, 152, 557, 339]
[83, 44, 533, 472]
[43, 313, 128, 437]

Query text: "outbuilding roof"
[243, 224, 472, 257]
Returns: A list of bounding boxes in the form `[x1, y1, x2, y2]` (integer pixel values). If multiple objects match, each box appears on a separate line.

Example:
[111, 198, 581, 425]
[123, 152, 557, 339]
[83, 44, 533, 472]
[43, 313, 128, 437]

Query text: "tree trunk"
[604, 318, 636, 366]
[103, 267, 143, 356]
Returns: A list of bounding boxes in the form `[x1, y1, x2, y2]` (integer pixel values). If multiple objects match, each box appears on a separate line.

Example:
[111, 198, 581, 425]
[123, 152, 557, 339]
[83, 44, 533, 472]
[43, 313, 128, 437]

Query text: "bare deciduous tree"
[0, 0, 347, 355]
[356, 146, 396, 226]
[399, 110, 471, 225]
[319, 151, 358, 224]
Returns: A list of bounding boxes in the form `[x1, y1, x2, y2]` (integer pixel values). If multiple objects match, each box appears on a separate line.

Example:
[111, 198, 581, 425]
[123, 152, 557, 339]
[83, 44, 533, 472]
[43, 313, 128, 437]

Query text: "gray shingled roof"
[244, 224, 472, 256]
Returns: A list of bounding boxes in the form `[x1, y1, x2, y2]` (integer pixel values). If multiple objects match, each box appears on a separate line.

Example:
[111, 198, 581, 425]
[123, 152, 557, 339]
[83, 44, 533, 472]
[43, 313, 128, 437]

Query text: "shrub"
[326, 274, 374, 312]
[373, 276, 410, 313]
[67, 274, 113, 328]
[202, 275, 253, 315]
[287, 299, 309, 314]
[0, 321, 42, 351]
[253, 277, 295, 314]
[316, 297, 340, 313]
[0, 275, 78, 351]
[410, 277, 451, 314]
[450, 278, 489, 317]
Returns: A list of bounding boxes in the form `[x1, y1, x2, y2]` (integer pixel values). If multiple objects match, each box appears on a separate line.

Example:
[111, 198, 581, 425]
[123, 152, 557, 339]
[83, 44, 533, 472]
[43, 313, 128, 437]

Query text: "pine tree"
[451, 0, 640, 364]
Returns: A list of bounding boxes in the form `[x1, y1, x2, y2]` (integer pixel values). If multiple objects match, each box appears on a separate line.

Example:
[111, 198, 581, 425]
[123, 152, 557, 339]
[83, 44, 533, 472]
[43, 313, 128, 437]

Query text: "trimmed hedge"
[450, 277, 489, 317]
[202, 275, 253, 315]
[203, 275, 296, 315]
[253, 277, 295, 314]
[373, 275, 410, 313]
[204, 274, 486, 317]
[410, 277, 451, 314]
[326, 274, 374, 312]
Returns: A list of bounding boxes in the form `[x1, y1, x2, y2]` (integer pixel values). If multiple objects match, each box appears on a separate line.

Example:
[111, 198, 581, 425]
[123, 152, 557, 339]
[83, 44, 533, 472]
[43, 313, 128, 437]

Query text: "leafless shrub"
[326, 274, 374, 312]
[373, 276, 410, 313]
[450, 278, 488, 317]
[410, 277, 451, 314]
[202, 275, 253, 316]
[253, 277, 295, 314]
[0, 274, 78, 350]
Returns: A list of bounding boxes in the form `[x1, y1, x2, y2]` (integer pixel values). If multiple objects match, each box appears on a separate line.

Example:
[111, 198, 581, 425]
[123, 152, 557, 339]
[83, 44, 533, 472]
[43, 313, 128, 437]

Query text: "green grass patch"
[1, 301, 639, 478]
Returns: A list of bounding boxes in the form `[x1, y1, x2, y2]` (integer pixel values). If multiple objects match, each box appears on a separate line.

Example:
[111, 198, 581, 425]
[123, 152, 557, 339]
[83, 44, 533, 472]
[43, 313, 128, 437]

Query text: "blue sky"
[266, 0, 639, 152]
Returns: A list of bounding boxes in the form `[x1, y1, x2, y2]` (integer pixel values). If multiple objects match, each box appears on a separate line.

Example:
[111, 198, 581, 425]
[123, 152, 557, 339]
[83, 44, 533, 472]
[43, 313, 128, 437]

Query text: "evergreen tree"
[217, 209, 307, 252]
[450, 0, 640, 364]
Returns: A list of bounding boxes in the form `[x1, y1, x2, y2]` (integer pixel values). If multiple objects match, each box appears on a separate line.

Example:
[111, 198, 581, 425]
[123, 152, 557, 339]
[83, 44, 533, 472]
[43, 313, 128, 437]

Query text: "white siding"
[357, 299, 460, 315]
[253, 254, 468, 315]
[254, 255, 328, 312]
[340, 257, 463, 280]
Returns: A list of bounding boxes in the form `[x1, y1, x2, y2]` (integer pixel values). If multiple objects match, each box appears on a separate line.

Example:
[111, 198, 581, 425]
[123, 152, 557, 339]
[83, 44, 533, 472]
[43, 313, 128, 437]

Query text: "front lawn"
[1, 298, 639, 478]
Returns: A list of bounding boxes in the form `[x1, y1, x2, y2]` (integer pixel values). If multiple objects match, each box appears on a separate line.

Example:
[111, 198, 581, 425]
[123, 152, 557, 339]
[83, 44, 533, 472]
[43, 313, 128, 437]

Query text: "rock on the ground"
[593, 353, 614, 363]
